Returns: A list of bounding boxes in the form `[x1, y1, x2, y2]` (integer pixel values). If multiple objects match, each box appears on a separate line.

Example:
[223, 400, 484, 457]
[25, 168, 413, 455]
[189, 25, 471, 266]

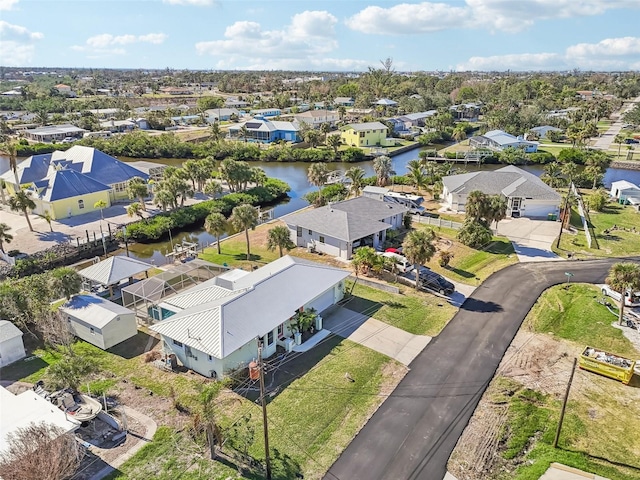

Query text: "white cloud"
[347, 0, 640, 34]
[73, 32, 167, 56]
[456, 36, 640, 71]
[0, 0, 19, 11]
[196, 10, 342, 67]
[0, 21, 42, 65]
[162, 0, 214, 5]
[346, 3, 470, 34]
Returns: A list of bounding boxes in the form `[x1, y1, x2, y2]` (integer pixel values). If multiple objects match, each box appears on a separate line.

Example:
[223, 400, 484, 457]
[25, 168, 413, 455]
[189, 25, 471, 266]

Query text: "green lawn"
[199, 223, 281, 269]
[109, 340, 401, 480]
[554, 199, 640, 258]
[525, 283, 638, 357]
[347, 281, 457, 336]
[417, 225, 517, 285]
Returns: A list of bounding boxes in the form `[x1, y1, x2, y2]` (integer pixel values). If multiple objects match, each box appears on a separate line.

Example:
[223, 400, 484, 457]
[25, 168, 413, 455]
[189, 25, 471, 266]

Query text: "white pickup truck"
[600, 284, 640, 307]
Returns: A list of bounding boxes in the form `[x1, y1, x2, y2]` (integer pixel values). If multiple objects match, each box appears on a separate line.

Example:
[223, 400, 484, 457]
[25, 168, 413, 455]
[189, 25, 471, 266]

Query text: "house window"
[78, 199, 85, 209]
[308, 229, 312, 235]
[208, 354, 213, 361]
[319, 236, 325, 244]
[173, 339, 183, 347]
[90, 327, 95, 335]
[267, 331, 274, 345]
[278, 324, 284, 339]
[113, 182, 127, 193]
[297, 226, 302, 237]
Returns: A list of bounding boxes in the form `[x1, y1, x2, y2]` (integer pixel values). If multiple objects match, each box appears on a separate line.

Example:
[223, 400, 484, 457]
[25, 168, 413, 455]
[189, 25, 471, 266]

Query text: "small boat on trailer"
[34, 381, 102, 422]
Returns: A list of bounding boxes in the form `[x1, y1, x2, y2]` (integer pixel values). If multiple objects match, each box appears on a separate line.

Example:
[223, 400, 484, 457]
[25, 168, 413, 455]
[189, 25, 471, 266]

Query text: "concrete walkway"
[323, 306, 432, 366]
[592, 95, 640, 152]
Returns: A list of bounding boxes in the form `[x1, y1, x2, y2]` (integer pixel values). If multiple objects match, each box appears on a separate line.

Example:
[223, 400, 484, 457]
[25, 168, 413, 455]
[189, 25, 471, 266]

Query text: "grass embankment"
[554, 198, 640, 258]
[417, 225, 517, 285]
[109, 340, 401, 480]
[478, 284, 640, 480]
[347, 281, 456, 336]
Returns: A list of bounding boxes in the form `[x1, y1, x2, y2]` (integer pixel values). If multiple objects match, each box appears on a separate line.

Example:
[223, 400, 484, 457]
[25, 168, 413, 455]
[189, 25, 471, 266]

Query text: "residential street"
[324, 258, 628, 480]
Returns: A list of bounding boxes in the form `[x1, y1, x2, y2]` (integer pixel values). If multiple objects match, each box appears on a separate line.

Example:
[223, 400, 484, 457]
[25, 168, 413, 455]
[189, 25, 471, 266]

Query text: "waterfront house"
[285, 196, 408, 259]
[0, 145, 148, 220]
[340, 121, 391, 148]
[249, 108, 281, 118]
[151, 256, 350, 379]
[469, 130, 538, 153]
[294, 109, 339, 128]
[228, 119, 300, 143]
[442, 165, 561, 218]
[23, 124, 87, 142]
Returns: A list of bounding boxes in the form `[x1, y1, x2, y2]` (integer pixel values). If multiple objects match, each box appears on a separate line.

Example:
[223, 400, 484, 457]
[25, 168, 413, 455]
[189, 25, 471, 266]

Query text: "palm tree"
[94, 199, 107, 221]
[307, 163, 329, 205]
[239, 125, 249, 143]
[326, 134, 342, 158]
[606, 262, 640, 325]
[561, 161, 579, 186]
[204, 212, 227, 254]
[266, 225, 295, 257]
[541, 162, 563, 188]
[406, 160, 428, 192]
[210, 122, 223, 142]
[127, 177, 149, 211]
[41, 210, 53, 232]
[373, 155, 395, 187]
[489, 195, 508, 231]
[229, 204, 258, 260]
[614, 133, 626, 158]
[126, 202, 144, 220]
[0, 222, 13, 253]
[320, 123, 331, 143]
[344, 166, 365, 197]
[0, 139, 19, 186]
[452, 126, 467, 142]
[8, 191, 35, 232]
[402, 228, 437, 289]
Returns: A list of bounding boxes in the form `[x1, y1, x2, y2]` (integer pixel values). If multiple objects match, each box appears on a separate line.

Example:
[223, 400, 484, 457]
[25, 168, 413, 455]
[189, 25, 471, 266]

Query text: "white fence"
[570, 183, 598, 249]
[413, 215, 463, 230]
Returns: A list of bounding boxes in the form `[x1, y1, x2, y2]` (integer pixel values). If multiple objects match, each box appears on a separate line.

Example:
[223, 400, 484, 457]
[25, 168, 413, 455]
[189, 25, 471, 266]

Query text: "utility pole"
[258, 343, 272, 479]
[554, 357, 577, 448]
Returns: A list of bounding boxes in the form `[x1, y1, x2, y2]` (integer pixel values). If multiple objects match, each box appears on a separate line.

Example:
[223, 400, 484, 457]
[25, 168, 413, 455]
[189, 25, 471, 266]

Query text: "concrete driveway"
[322, 306, 431, 366]
[497, 217, 562, 262]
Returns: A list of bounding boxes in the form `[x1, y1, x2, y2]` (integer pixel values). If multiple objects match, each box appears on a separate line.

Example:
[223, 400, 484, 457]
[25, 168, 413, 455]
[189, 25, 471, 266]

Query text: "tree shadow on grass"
[461, 298, 504, 313]
[342, 296, 384, 317]
[383, 300, 406, 309]
[232, 253, 263, 262]
[484, 240, 514, 254]
[108, 331, 157, 359]
[449, 267, 476, 279]
[213, 447, 302, 480]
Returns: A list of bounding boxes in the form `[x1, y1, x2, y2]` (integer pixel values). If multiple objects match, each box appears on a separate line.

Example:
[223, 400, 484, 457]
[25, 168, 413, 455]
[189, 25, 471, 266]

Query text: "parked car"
[601, 284, 640, 307]
[61, 137, 76, 143]
[385, 247, 403, 254]
[380, 251, 414, 273]
[418, 267, 455, 295]
[624, 138, 639, 144]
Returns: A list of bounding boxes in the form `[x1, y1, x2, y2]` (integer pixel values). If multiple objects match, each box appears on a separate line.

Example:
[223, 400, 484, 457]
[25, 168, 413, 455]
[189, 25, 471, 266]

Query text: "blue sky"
[1, 0, 640, 71]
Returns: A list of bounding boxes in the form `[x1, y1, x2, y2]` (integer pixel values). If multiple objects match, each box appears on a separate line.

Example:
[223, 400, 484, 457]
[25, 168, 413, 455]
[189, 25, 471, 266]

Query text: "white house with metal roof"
[469, 129, 539, 153]
[610, 180, 640, 204]
[0, 320, 26, 367]
[442, 165, 561, 218]
[150, 256, 350, 379]
[59, 294, 138, 350]
[284, 196, 408, 259]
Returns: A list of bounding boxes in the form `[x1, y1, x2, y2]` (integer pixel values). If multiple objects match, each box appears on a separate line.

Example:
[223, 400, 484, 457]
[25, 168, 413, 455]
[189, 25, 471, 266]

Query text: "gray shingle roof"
[443, 166, 561, 201]
[285, 196, 408, 242]
[151, 256, 350, 359]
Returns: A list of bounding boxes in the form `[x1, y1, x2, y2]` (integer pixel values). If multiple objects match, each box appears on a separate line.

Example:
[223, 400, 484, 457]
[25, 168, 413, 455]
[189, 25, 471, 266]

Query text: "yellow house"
[1, 145, 148, 219]
[340, 121, 391, 148]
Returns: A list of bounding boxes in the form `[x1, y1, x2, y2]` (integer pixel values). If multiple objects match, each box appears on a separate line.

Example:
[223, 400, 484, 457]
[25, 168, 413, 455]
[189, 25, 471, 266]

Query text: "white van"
[601, 284, 640, 307]
[381, 252, 414, 273]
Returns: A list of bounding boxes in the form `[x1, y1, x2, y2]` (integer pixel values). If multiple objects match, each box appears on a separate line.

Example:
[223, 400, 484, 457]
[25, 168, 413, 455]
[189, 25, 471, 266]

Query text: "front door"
[510, 197, 522, 217]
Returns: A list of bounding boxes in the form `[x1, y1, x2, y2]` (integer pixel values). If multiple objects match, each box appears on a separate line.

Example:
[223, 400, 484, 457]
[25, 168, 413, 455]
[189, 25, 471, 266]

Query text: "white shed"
[0, 320, 26, 367]
[610, 180, 640, 200]
[60, 294, 138, 350]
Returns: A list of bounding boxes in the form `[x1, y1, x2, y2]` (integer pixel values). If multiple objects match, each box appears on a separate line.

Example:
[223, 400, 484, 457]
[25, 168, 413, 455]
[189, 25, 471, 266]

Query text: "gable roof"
[443, 165, 561, 201]
[285, 196, 408, 242]
[375, 98, 397, 106]
[51, 145, 148, 185]
[33, 168, 111, 201]
[60, 294, 134, 328]
[342, 121, 388, 132]
[611, 180, 640, 190]
[78, 256, 153, 286]
[0, 320, 23, 343]
[483, 130, 537, 146]
[151, 256, 350, 359]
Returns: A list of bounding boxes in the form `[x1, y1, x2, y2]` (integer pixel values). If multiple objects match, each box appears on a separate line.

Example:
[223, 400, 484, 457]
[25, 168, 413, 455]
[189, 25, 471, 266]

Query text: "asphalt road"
[324, 259, 624, 480]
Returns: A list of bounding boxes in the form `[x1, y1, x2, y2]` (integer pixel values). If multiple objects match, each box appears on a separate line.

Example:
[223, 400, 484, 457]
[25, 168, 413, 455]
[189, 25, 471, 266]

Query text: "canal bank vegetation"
[449, 284, 640, 480]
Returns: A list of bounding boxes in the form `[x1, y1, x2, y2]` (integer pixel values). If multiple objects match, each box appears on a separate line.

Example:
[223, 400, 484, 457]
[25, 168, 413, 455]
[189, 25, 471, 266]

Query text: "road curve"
[325, 259, 623, 480]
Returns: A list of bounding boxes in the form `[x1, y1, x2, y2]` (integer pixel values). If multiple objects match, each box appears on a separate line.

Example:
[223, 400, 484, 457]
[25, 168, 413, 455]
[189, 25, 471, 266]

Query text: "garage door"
[308, 287, 335, 313]
[523, 202, 557, 218]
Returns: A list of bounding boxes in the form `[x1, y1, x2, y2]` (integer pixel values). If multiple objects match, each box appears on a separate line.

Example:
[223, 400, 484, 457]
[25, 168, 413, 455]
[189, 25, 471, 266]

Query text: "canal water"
[1, 150, 639, 264]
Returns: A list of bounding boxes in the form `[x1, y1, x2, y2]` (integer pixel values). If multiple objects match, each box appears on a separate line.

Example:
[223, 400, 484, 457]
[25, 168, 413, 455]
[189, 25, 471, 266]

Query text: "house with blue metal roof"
[3, 145, 148, 220]
[227, 119, 300, 143]
[469, 129, 539, 153]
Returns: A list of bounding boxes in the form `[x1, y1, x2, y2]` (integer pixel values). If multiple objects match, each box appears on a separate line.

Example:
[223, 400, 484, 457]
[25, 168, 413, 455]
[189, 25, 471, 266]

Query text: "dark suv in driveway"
[417, 267, 455, 295]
